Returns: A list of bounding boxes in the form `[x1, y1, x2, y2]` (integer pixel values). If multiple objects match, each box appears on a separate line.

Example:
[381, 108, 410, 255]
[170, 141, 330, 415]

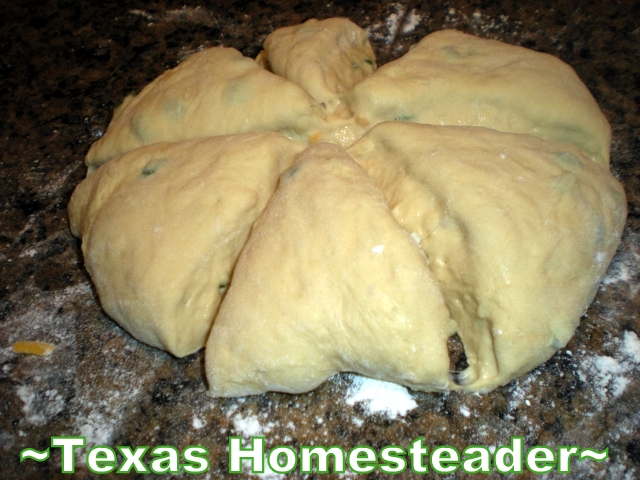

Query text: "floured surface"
[3, 271, 639, 477]
[344, 375, 418, 419]
[4, 152, 636, 478]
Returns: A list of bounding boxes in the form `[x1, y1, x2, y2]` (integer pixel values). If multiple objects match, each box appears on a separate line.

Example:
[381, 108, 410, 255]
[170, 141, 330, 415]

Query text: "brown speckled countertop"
[1, 1, 639, 478]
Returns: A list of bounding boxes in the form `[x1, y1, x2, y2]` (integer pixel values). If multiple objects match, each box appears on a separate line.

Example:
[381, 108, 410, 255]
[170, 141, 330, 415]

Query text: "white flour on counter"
[344, 375, 417, 419]
[233, 412, 275, 438]
[402, 10, 421, 33]
[231, 412, 283, 479]
[578, 331, 640, 407]
[601, 233, 640, 289]
[8, 284, 92, 427]
[367, 3, 408, 45]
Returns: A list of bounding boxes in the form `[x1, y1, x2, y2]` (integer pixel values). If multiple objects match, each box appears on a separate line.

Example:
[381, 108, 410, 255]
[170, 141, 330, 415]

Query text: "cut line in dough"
[206, 143, 453, 397]
[348, 122, 626, 391]
[70, 132, 304, 357]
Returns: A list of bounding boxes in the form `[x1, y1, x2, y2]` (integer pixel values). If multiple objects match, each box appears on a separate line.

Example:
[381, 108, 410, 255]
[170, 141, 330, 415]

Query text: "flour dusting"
[384, 4, 406, 44]
[79, 410, 116, 447]
[233, 413, 275, 437]
[345, 375, 417, 419]
[7, 284, 93, 433]
[580, 356, 628, 400]
[602, 234, 640, 288]
[367, 3, 410, 45]
[192, 415, 205, 429]
[505, 370, 541, 414]
[402, 10, 421, 33]
[578, 331, 640, 407]
[232, 414, 285, 480]
[15, 385, 48, 426]
[621, 331, 640, 363]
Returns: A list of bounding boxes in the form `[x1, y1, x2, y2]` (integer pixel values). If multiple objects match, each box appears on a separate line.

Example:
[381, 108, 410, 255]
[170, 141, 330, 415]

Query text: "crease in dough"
[69, 132, 304, 357]
[206, 142, 453, 397]
[85, 47, 326, 173]
[347, 29, 612, 167]
[348, 122, 626, 391]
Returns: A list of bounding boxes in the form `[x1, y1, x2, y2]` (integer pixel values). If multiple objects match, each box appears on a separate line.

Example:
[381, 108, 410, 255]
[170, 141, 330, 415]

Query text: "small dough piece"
[206, 143, 452, 397]
[348, 122, 626, 391]
[13, 341, 56, 356]
[348, 29, 611, 167]
[85, 47, 324, 173]
[69, 133, 304, 357]
[263, 18, 377, 117]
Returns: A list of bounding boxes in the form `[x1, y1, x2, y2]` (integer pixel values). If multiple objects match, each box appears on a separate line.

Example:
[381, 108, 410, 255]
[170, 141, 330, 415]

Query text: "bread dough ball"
[85, 47, 325, 173]
[263, 18, 377, 117]
[206, 143, 453, 397]
[71, 18, 624, 396]
[348, 29, 611, 167]
[69, 133, 304, 357]
[348, 122, 626, 391]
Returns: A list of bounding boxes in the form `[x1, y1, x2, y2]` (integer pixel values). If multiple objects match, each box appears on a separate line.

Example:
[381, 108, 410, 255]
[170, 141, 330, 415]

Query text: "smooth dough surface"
[85, 47, 325, 173]
[69, 133, 304, 357]
[263, 18, 377, 117]
[348, 29, 612, 167]
[206, 143, 453, 397]
[348, 122, 626, 391]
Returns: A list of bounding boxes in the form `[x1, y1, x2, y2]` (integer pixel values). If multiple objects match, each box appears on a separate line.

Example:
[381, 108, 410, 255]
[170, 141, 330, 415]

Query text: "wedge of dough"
[85, 47, 324, 173]
[348, 29, 611, 167]
[206, 143, 453, 397]
[69, 133, 304, 357]
[348, 122, 626, 391]
[262, 18, 377, 117]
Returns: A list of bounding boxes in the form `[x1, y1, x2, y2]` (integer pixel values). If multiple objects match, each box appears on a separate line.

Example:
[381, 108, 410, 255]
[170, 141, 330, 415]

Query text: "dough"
[85, 47, 325, 173]
[262, 18, 377, 117]
[69, 133, 304, 357]
[73, 19, 626, 396]
[348, 122, 626, 391]
[205, 143, 453, 397]
[347, 29, 612, 167]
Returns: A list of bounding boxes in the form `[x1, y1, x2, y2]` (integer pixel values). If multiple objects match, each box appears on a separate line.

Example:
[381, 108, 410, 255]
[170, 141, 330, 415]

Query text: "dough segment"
[347, 29, 612, 167]
[262, 18, 377, 117]
[84, 47, 325, 173]
[69, 133, 304, 357]
[348, 122, 626, 391]
[206, 143, 453, 397]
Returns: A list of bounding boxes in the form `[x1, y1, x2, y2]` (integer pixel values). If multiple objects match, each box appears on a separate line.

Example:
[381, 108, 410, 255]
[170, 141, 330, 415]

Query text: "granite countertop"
[1, 0, 639, 478]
